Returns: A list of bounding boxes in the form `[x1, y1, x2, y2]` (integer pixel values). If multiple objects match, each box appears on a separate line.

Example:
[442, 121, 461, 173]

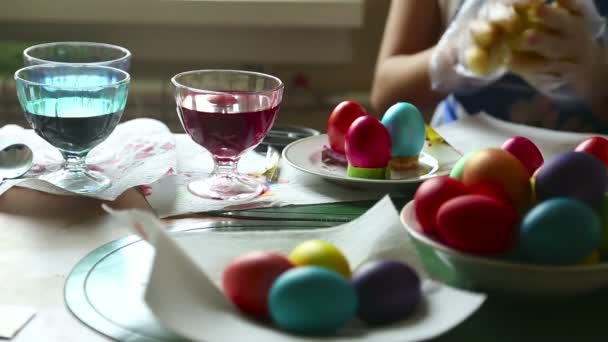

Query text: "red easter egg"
[466, 181, 512, 206]
[223, 251, 293, 319]
[462, 148, 531, 213]
[501, 136, 544, 176]
[414, 176, 468, 235]
[574, 136, 608, 168]
[437, 194, 517, 255]
[328, 100, 367, 154]
[345, 115, 392, 168]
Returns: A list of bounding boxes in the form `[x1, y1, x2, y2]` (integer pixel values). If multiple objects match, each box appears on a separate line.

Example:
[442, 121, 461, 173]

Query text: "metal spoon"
[0, 143, 34, 184]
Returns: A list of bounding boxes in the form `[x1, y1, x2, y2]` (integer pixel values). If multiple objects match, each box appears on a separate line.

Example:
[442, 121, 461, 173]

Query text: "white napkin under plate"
[105, 196, 486, 342]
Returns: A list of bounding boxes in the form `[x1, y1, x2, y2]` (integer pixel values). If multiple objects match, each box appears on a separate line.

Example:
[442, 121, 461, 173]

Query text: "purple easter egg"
[351, 260, 421, 325]
[535, 151, 607, 208]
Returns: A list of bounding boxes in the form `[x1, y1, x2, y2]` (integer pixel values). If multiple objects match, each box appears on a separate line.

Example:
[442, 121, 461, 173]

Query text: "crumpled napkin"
[0, 118, 177, 201]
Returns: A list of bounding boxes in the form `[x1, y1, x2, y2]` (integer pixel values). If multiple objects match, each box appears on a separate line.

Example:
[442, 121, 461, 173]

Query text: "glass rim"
[23, 41, 132, 66]
[14, 64, 131, 90]
[170, 69, 284, 96]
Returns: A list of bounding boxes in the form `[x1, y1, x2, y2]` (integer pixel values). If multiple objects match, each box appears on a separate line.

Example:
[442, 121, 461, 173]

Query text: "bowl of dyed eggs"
[222, 239, 424, 335]
[401, 136, 608, 296]
[282, 100, 462, 190]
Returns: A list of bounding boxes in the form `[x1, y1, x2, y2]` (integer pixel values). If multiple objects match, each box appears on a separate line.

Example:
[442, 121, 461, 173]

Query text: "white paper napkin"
[0, 305, 35, 339]
[104, 196, 486, 342]
[0, 118, 177, 201]
[435, 112, 604, 159]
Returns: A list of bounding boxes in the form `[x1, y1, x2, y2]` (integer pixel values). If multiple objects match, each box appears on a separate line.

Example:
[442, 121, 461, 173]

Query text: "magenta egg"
[501, 136, 544, 176]
[345, 116, 392, 168]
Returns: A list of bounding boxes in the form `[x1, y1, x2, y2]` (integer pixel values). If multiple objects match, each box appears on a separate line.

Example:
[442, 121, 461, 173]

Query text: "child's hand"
[510, 0, 606, 101]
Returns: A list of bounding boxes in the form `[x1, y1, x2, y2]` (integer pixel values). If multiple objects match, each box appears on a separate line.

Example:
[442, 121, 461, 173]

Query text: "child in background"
[371, 0, 608, 133]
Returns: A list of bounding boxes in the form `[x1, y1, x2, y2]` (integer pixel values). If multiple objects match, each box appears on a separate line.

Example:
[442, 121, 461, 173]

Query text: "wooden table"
[0, 187, 210, 341]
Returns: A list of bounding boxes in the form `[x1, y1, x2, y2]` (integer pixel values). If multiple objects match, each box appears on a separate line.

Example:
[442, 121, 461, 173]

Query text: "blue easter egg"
[381, 102, 426, 158]
[520, 198, 601, 265]
[269, 266, 358, 335]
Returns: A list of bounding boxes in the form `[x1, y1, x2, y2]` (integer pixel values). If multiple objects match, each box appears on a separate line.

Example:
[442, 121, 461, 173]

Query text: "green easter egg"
[347, 165, 387, 179]
[450, 149, 480, 180]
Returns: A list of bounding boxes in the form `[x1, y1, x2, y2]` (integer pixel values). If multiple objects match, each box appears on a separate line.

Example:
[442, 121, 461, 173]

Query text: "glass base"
[188, 173, 265, 201]
[41, 168, 111, 194]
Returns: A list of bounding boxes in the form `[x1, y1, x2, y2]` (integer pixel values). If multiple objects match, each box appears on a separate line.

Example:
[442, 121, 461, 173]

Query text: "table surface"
[0, 187, 214, 342]
[3, 187, 608, 342]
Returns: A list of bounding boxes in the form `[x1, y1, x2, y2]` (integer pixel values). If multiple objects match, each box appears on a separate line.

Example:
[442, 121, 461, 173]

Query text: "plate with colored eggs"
[283, 101, 462, 189]
[400, 135, 608, 296]
[101, 199, 486, 341]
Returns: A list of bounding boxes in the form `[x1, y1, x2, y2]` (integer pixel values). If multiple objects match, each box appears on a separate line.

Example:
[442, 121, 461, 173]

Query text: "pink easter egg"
[345, 116, 392, 168]
[501, 136, 544, 176]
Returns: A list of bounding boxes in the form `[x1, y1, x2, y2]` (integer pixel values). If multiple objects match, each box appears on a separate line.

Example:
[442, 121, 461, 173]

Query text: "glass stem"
[213, 157, 239, 178]
[61, 151, 88, 173]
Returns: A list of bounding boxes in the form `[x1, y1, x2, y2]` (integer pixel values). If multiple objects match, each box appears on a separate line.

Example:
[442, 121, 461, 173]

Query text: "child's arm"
[371, 1, 445, 116]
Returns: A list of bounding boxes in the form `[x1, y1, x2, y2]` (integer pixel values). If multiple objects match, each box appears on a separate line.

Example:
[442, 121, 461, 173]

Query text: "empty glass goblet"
[23, 41, 131, 71]
[15, 64, 130, 194]
[172, 69, 284, 201]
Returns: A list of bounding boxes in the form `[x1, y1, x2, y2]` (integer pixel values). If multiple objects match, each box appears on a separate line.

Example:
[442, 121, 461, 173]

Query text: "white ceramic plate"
[282, 134, 461, 189]
[400, 200, 608, 297]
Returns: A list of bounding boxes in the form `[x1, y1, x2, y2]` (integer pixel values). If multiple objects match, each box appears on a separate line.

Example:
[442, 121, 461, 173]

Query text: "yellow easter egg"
[516, 0, 545, 26]
[487, 2, 526, 35]
[470, 20, 501, 48]
[579, 250, 600, 266]
[465, 46, 493, 76]
[530, 176, 537, 207]
[288, 240, 351, 278]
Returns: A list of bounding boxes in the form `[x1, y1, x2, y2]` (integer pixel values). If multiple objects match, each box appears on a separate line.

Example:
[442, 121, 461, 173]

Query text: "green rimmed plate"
[64, 220, 335, 342]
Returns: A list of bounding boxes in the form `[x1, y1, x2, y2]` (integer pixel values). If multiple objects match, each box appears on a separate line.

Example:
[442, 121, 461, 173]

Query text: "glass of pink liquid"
[172, 70, 284, 200]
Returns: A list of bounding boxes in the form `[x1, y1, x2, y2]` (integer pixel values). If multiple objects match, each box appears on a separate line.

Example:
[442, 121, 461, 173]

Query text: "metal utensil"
[255, 125, 320, 182]
[0, 143, 34, 184]
[261, 125, 321, 152]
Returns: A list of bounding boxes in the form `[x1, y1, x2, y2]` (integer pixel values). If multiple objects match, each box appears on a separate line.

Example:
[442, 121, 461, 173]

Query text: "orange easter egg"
[462, 148, 531, 213]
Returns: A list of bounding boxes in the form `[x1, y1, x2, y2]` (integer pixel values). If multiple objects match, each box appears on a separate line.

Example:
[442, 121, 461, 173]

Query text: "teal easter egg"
[449, 149, 480, 180]
[520, 198, 601, 265]
[381, 102, 425, 158]
[269, 266, 358, 335]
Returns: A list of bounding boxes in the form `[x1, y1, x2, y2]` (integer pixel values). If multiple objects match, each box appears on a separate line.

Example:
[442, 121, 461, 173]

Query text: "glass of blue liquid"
[14, 64, 130, 194]
[23, 42, 131, 71]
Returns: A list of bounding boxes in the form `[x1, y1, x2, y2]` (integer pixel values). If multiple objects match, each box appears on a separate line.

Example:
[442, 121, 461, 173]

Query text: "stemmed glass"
[23, 42, 131, 166]
[14, 64, 130, 194]
[23, 41, 131, 71]
[172, 70, 284, 201]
